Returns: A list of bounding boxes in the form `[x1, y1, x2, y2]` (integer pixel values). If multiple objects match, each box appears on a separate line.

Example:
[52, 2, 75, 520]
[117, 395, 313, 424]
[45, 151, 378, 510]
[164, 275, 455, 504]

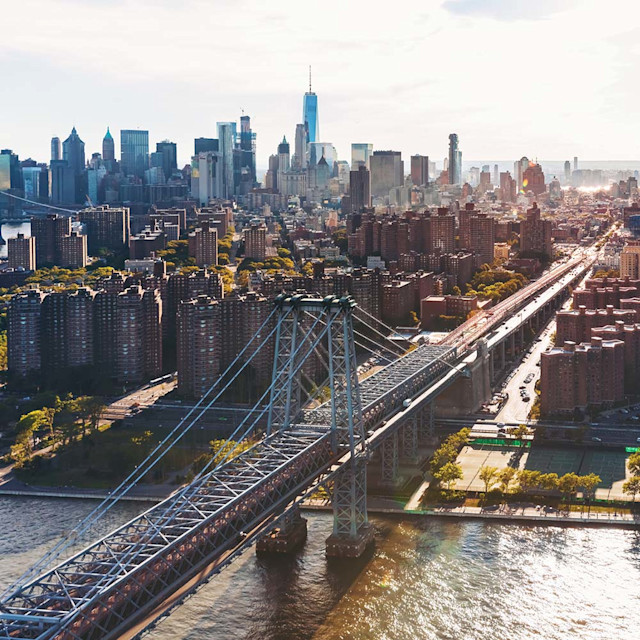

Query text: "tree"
[623, 476, 640, 502]
[558, 472, 580, 503]
[15, 409, 53, 452]
[538, 472, 559, 492]
[408, 311, 419, 326]
[452, 285, 462, 296]
[434, 462, 463, 490]
[479, 465, 499, 494]
[498, 467, 517, 493]
[0, 331, 6, 370]
[75, 396, 106, 434]
[429, 444, 457, 475]
[510, 424, 531, 442]
[628, 452, 640, 477]
[578, 473, 601, 502]
[517, 469, 541, 494]
[331, 228, 348, 253]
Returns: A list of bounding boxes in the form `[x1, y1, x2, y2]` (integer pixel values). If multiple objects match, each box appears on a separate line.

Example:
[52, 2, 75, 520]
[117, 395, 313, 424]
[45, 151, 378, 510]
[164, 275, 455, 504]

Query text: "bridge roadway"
[441, 251, 591, 350]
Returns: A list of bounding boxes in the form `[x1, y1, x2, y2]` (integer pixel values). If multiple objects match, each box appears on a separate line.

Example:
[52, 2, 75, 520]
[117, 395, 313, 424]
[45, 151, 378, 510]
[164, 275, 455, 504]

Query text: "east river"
[1, 497, 639, 640]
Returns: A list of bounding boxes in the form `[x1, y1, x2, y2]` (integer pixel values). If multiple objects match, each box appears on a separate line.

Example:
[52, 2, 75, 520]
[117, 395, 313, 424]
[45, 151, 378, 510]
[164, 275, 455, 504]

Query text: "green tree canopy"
[479, 465, 499, 493]
[434, 461, 463, 490]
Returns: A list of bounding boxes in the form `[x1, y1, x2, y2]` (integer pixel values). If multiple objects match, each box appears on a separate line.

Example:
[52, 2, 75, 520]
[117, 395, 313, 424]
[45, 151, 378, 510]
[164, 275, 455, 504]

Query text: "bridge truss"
[0, 296, 372, 640]
[0, 294, 463, 640]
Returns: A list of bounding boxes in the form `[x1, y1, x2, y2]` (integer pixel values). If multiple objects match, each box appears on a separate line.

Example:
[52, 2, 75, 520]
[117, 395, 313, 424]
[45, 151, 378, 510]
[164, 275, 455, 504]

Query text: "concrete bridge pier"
[326, 458, 374, 558]
[435, 340, 491, 417]
[256, 505, 307, 554]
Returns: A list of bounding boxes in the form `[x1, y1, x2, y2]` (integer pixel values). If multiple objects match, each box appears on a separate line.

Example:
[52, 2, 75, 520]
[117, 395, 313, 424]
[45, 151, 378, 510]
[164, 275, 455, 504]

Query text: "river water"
[1, 497, 639, 640]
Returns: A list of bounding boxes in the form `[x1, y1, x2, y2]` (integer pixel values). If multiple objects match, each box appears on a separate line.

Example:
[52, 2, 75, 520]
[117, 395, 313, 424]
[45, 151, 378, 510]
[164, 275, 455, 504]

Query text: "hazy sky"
[2, 0, 639, 168]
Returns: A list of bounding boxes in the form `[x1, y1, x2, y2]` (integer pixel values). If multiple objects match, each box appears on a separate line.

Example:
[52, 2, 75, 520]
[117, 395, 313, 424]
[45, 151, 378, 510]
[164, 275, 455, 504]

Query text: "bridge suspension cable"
[0, 190, 79, 214]
[352, 313, 407, 355]
[354, 306, 413, 344]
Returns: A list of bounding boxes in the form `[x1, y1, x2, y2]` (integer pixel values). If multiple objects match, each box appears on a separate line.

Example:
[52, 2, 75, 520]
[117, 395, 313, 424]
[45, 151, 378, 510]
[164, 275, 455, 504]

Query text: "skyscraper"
[191, 152, 224, 205]
[62, 127, 85, 176]
[194, 138, 219, 154]
[51, 137, 61, 162]
[369, 151, 403, 198]
[352, 144, 373, 171]
[31, 214, 71, 266]
[156, 140, 178, 180]
[217, 122, 237, 199]
[349, 166, 371, 213]
[410, 155, 429, 186]
[239, 115, 257, 186]
[277, 136, 290, 190]
[188, 221, 218, 267]
[523, 162, 546, 196]
[514, 156, 529, 193]
[303, 67, 319, 143]
[177, 296, 221, 398]
[521, 203, 553, 258]
[448, 134, 461, 185]
[8, 288, 44, 378]
[62, 127, 86, 204]
[120, 129, 149, 178]
[293, 123, 308, 170]
[115, 286, 162, 384]
[564, 160, 571, 182]
[244, 224, 267, 261]
[102, 128, 115, 162]
[78, 205, 130, 252]
[0, 149, 23, 193]
[50, 160, 75, 205]
[59, 230, 88, 268]
[470, 212, 496, 265]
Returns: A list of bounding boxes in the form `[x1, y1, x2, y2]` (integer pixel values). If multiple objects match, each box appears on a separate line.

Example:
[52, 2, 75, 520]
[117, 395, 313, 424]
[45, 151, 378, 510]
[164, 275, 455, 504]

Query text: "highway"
[442, 248, 593, 350]
[493, 321, 554, 424]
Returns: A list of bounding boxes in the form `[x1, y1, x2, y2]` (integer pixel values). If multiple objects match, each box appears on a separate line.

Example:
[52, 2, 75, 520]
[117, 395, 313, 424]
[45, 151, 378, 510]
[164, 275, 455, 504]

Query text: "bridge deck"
[305, 343, 456, 427]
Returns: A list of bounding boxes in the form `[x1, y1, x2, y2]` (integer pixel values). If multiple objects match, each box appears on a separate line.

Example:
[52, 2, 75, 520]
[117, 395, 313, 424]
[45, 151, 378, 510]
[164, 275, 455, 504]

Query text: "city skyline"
[3, 0, 640, 167]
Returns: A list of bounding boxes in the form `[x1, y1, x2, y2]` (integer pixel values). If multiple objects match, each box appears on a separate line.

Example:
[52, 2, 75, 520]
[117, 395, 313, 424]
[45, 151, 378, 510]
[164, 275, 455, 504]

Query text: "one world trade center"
[303, 66, 319, 144]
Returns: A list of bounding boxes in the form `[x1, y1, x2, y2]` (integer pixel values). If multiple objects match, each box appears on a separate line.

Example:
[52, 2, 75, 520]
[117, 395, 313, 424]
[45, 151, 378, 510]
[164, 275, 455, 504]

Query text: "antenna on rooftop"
[309, 65, 312, 92]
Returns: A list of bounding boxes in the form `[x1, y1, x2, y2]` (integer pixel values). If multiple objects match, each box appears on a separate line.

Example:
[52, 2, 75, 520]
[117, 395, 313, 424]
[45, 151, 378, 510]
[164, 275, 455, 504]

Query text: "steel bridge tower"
[268, 294, 374, 556]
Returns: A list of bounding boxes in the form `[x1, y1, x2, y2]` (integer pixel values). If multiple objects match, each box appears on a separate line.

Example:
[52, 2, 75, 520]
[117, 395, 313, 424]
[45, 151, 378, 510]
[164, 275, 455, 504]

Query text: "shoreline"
[301, 501, 640, 530]
[2, 486, 638, 530]
[0, 487, 166, 502]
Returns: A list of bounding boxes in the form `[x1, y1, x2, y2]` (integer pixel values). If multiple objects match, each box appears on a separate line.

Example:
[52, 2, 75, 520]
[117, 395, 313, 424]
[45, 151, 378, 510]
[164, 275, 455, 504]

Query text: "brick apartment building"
[540, 338, 625, 416]
[555, 305, 637, 344]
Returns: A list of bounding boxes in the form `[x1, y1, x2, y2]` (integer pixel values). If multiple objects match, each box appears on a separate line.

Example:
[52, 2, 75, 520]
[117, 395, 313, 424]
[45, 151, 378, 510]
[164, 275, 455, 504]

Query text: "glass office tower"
[303, 92, 319, 144]
[120, 129, 149, 178]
